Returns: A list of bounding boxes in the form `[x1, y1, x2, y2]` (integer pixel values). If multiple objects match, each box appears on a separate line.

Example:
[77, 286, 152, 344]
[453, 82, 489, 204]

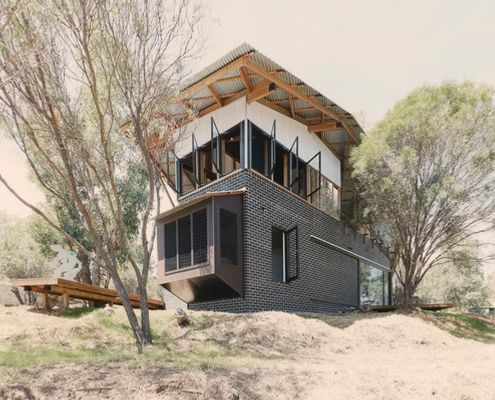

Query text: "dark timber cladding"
[156, 191, 244, 303]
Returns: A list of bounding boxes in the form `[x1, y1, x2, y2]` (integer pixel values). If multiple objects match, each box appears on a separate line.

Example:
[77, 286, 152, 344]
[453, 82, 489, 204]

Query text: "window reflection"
[360, 263, 389, 305]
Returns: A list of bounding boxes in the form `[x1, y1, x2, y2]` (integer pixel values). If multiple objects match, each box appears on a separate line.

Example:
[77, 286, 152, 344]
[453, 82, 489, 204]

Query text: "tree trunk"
[110, 270, 149, 352]
[11, 287, 24, 305]
[79, 253, 92, 285]
[402, 280, 415, 310]
[138, 282, 152, 344]
[92, 262, 101, 286]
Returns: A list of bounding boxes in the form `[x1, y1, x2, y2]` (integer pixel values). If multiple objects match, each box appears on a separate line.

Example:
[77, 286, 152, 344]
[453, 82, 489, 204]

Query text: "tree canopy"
[351, 82, 495, 307]
[0, 0, 203, 351]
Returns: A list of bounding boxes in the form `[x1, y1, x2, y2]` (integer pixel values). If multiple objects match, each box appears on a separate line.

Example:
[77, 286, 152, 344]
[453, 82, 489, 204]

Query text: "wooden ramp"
[11, 278, 164, 310]
[370, 303, 454, 312]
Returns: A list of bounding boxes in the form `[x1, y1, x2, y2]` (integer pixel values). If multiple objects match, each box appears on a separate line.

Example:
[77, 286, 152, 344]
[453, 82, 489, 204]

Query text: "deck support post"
[63, 293, 70, 309]
[42, 289, 50, 311]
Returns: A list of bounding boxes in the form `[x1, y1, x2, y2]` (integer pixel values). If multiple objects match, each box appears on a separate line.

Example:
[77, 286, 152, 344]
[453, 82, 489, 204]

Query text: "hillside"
[1, 306, 495, 399]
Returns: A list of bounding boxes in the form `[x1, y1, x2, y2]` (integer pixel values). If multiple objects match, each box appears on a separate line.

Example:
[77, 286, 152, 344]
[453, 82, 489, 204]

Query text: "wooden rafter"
[179, 55, 250, 100]
[257, 98, 308, 126]
[308, 122, 341, 133]
[288, 94, 295, 118]
[198, 90, 246, 118]
[246, 79, 275, 103]
[176, 53, 359, 144]
[238, 66, 252, 91]
[244, 57, 357, 143]
[207, 83, 222, 106]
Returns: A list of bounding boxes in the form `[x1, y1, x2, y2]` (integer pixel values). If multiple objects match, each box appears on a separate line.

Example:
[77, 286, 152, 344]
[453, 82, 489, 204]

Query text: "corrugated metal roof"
[178, 43, 364, 152]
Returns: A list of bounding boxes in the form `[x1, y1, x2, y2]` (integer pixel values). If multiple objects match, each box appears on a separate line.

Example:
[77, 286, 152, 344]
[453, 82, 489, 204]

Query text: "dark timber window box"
[156, 192, 244, 303]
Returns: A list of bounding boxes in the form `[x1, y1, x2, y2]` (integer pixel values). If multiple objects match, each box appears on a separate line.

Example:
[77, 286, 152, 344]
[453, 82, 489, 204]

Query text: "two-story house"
[154, 44, 390, 312]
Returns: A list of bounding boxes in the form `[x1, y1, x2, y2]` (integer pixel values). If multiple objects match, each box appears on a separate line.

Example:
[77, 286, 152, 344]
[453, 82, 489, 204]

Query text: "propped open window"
[179, 153, 196, 195]
[268, 120, 276, 180]
[192, 133, 200, 190]
[221, 123, 242, 175]
[272, 225, 299, 283]
[211, 117, 221, 178]
[288, 137, 299, 192]
[306, 151, 321, 200]
[161, 151, 180, 194]
[286, 226, 299, 282]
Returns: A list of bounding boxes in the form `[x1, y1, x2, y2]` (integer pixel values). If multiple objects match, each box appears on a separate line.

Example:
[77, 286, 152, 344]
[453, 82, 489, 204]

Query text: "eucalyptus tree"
[351, 82, 495, 308]
[0, 0, 203, 351]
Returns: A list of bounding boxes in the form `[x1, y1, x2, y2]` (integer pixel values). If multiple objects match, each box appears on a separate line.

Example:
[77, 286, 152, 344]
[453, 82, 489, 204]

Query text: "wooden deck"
[370, 303, 454, 312]
[11, 277, 165, 310]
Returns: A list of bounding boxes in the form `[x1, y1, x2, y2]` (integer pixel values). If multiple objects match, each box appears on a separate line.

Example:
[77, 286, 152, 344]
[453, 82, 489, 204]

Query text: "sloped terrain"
[1, 305, 495, 399]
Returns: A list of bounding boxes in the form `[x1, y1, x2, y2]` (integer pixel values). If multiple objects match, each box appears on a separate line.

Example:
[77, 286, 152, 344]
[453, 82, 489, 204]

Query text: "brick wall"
[177, 169, 389, 313]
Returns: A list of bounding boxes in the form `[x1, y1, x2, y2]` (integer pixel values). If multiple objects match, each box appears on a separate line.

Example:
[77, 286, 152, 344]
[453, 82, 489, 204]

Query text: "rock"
[0, 385, 36, 400]
[175, 308, 189, 326]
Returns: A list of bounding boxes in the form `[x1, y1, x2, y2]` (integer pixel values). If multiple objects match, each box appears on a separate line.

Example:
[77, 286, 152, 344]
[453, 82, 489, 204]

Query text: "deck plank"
[11, 278, 164, 310]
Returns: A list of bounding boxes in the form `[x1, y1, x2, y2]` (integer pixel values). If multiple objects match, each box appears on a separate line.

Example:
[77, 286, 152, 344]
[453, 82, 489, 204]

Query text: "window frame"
[271, 225, 299, 284]
[163, 207, 210, 274]
[219, 208, 238, 265]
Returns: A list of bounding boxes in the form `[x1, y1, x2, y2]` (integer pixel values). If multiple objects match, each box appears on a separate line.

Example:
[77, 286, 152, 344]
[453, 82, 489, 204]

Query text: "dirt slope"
[1, 306, 495, 399]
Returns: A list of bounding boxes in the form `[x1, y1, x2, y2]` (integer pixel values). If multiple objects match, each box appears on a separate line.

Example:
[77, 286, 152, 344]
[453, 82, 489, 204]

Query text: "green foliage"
[0, 212, 51, 280]
[417, 245, 490, 308]
[61, 307, 99, 319]
[351, 81, 495, 304]
[422, 311, 495, 342]
[117, 162, 149, 241]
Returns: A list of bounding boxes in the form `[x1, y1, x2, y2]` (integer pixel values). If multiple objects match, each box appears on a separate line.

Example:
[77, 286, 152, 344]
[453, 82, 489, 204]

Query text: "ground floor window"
[272, 226, 299, 283]
[164, 208, 208, 272]
[359, 263, 389, 305]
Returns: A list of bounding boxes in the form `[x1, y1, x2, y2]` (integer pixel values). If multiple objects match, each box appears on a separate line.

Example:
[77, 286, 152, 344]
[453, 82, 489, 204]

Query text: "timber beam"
[242, 57, 358, 144]
[238, 66, 252, 91]
[207, 84, 223, 106]
[246, 80, 276, 103]
[308, 122, 342, 133]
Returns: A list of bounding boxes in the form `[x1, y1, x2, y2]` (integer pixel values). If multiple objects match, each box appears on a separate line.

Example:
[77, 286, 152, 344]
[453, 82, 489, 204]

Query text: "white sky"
[1, 0, 495, 225]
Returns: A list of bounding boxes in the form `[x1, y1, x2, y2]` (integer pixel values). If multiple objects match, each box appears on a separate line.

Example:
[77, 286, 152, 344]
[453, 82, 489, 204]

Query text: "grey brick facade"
[172, 168, 389, 313]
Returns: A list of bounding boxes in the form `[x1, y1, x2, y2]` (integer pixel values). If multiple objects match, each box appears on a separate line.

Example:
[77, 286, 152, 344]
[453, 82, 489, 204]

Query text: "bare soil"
[1, 306, 495, 399]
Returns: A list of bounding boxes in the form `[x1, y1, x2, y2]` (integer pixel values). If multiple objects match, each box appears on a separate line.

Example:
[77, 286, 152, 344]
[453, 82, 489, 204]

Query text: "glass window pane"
[164, 221, 177, 272]
[360, 263, 386, 305]
[251, 125, 268, 175]
[178, 215, 191, 268]
[272, 227, 285, 282]
[193, 209, 208, 264]
[219, 209, 237, 264]
[223, 124, 241, 175]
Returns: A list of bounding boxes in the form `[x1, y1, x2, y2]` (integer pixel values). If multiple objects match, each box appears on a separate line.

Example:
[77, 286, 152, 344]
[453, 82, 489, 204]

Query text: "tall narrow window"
[193, 209, 208, 264]
[164, 221, 177, 271]
[272, 227, 286, 282]
[220, 209, 237, 264]
[272, 226, 299, 283]
[178, 215, 191, 268]
[251, 124, 269, 175]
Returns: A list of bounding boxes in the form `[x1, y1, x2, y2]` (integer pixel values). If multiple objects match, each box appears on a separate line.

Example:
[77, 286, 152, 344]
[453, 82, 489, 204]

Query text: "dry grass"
[1, 305, 495, 399]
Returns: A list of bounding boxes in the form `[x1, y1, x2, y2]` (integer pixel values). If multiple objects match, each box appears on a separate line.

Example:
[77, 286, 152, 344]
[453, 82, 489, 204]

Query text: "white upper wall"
[175, 97, 247, 158]
[174, 96, 341, 187]
[247, 102, 341, 186]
